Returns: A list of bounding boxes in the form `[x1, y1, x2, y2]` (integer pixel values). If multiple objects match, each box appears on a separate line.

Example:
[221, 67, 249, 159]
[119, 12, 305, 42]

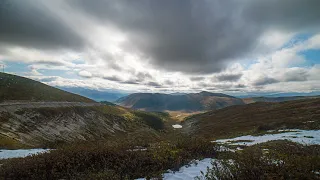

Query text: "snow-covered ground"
[137, 129, 320, 180]
[136, 158, 213, 180]
[0, 149, 49, 159]
[214, 129, 320, 146]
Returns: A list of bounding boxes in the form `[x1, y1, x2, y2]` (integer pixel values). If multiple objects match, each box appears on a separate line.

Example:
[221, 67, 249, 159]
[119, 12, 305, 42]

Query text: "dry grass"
[166, 110, 203, 122]
[183, 98, 320, 139]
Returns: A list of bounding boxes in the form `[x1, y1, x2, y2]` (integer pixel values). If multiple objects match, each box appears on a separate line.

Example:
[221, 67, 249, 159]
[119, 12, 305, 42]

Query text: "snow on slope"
[0, 149, 49, 159]
[214, 129, 320, 146]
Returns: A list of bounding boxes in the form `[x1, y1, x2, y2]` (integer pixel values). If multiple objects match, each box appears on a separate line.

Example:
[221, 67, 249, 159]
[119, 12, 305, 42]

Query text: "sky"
[0, 0, 320, 95]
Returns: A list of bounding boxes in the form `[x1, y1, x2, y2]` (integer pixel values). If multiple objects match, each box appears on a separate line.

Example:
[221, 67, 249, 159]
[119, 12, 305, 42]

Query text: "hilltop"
[0, 73, 93, 102]
[116, 91, 244, 112]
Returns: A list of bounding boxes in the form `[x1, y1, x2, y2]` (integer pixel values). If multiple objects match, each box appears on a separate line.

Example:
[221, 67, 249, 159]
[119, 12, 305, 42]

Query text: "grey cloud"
[283, 69, 308, 82]
[190, 77, 205, 81]
[2, 0, 320, 75]
[234, 84, 246, 88]
[146, 81, 162, 87]
[253, 77, 279, 86]
[243, 0, 320, 33]
[198, 82, 211, 88]
[70, 0, 320, 74]
[136, 72, 152, 82]
[216, 74, 242, 82]
[108, 62, 123, 71]
[214, 84, 233, 90]
[164, 80, 174, 85]
[121, 80, 139, 85]
[103, 75, 122, 82]
[0, 0, 85, 51]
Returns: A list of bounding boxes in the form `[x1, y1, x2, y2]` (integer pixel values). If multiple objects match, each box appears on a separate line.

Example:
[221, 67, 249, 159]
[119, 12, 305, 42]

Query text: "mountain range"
[116, 91, 245, 112]
[58, 87, 128, 102]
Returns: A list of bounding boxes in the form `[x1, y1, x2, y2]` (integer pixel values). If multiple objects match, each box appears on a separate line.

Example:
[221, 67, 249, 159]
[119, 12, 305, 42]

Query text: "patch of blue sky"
[299, 49, 320, 66]
[71, 59, 86, 64]
[281, 33, 313, 49]
[2, 60, 80, 80]
[2, 61, 29, 75]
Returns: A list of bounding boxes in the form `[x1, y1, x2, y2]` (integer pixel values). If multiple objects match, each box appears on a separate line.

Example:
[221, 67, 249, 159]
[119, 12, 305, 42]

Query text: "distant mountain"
[116, 91, 244, 112]
[0, 73, 93, 103]
[58, 87, 128, 102]
[238, 91, 320, 98]
[243, 96, 320, 104]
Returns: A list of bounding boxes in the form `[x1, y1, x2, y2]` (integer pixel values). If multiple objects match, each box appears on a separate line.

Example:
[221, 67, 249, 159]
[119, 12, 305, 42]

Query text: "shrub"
[198, 140, 320, 180]
[0, 138, 217, 179]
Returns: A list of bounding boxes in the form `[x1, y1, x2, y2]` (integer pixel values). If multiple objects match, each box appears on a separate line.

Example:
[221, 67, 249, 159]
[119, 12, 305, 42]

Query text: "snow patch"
[136, 158, 213, 180]
[0, 149, 49, 159]
[214, 130, 320, 146]
[172, 124, 182, 129]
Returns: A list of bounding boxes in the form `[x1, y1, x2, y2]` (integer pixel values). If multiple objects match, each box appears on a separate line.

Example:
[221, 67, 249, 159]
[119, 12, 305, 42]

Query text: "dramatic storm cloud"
[0, 0, 319, 94]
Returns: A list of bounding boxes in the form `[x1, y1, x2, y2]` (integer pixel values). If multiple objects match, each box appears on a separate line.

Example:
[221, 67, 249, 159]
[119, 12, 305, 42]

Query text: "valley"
[0, 73, 319, 179]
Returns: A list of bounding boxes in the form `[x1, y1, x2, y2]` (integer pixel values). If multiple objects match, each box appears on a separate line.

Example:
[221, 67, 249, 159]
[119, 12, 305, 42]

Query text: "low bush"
[198, 140, 320, 180]
[0, 138, 217, 179]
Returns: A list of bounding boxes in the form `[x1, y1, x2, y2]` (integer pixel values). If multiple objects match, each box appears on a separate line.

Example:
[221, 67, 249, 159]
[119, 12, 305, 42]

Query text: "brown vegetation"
[183, 98, 320, 139]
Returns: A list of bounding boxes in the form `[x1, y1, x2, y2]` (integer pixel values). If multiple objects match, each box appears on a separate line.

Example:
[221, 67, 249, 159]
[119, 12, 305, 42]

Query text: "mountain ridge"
[116, 91, 244, 112]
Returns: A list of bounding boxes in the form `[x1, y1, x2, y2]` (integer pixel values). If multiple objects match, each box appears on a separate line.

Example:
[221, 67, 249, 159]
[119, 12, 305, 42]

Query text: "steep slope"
[243, 96, 320, 104]
[182, 98, 320, 139]
[0, 72, 93, 102]
[0, 103, 164, 148]
[116, 91, 244, 112]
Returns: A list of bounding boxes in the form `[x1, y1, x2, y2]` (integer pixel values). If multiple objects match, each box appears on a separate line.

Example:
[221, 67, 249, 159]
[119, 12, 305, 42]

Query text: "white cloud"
[78, 70, 92, 78]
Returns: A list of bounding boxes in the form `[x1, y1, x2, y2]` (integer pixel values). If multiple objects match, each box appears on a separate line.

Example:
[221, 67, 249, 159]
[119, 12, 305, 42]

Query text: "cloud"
[216, 74, 242, 82]
[253, 77, 279, 86]
[282, 68, 308, 82]
[190, 77, 205, 81]
[78, 70, 92, 78]
[121, 80, 139, 85]
[0, 0, 85, 51]
[0, 0, 319, 94]
[146, 81, 162, 87]
[164, 80, 174, 85]
[68, 0, 320, 74]
[136, 72, 153, 82]
[103, 75, 122, 82]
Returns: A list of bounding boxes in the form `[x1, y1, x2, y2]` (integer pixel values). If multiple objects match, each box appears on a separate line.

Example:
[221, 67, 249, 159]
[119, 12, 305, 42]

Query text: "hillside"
[182, 98, 320, 139]
[0, 103, 167, 148]
[243, 96, 320, 104]
[116, 91, 244, 112]
[0, 73, 94, 102]
[0, 73, 169, 148]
